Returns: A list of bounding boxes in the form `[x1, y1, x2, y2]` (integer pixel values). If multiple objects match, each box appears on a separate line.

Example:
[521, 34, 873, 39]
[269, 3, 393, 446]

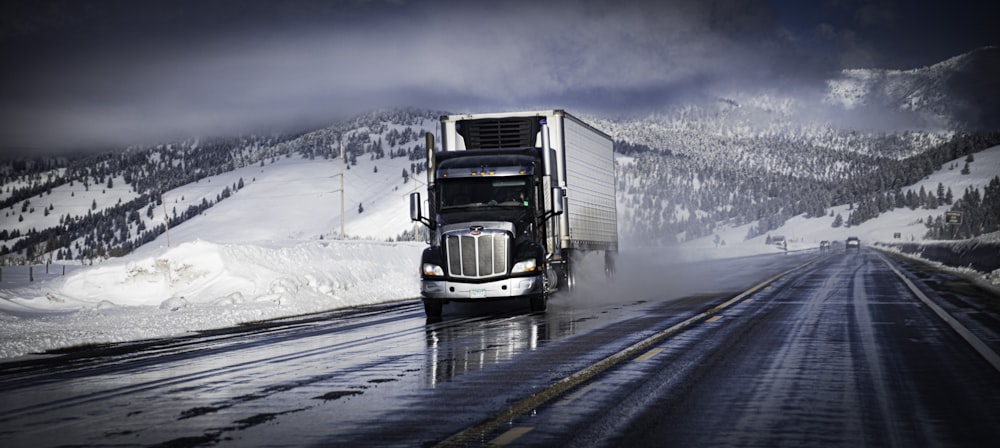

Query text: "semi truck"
[410, 110, 618, 320]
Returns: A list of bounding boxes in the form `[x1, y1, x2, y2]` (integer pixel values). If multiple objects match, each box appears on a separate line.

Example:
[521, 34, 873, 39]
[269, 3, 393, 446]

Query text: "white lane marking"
[878, 252, 1000, 374]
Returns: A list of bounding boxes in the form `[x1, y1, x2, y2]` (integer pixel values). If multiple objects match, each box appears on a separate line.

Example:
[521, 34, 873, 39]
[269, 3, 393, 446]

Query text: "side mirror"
[410, 192, 422, 222]
[551, 187, 564, 216]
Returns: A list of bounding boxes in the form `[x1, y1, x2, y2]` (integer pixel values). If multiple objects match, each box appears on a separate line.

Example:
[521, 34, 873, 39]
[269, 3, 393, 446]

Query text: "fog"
[0, 0, 994, 153]
[553, 250, 783, 311]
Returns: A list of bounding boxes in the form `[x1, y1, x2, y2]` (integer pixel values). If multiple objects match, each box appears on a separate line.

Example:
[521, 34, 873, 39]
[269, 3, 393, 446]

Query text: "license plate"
[470, 289, 487, 298]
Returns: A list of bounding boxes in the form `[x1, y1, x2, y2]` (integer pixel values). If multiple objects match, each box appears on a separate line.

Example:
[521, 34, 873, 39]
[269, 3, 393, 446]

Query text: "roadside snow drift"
[0, 240, 423, 359]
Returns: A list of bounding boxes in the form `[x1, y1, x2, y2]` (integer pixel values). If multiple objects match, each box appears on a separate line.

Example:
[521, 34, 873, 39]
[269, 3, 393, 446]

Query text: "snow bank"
[0, 240, 423, 359]
[875, 231, 1000, 287]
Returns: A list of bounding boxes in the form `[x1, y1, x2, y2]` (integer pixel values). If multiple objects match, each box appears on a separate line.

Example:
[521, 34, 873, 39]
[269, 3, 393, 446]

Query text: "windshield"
[440, 177, 530, 210]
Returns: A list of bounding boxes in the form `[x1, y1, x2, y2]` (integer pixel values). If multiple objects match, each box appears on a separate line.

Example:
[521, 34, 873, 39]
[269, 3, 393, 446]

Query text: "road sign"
[945, 211, 963, 224]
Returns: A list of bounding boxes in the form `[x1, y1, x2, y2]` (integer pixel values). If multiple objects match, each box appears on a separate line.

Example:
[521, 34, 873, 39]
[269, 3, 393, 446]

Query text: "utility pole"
[161, 193, 171, 247]
[340, 138, 345, 240]
[330, 138, 346, 240]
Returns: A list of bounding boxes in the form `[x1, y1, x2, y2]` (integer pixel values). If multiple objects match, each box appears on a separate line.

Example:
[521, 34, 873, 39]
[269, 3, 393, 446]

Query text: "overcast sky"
[0, 0, 996, 153]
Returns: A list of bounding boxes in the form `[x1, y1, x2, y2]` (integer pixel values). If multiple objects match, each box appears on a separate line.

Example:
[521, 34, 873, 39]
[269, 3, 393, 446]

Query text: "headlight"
[422, 263, 444, 276]
[511, 259, 537, 273]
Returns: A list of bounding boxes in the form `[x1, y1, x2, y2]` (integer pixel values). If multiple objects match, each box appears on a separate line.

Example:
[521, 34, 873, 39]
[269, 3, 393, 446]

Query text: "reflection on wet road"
[1, 249, 997, 447]
[504, 250, 1000, 447]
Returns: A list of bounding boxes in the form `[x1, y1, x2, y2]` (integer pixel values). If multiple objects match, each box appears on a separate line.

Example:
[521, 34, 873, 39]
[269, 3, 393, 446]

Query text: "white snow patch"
[0, 240, 423, 359]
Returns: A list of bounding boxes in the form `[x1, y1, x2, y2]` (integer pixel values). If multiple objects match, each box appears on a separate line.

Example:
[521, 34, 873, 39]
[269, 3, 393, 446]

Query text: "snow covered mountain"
[824, 46, 1000, 131]
[589, 47, 1000, 246]
[1, 50, 999, 263]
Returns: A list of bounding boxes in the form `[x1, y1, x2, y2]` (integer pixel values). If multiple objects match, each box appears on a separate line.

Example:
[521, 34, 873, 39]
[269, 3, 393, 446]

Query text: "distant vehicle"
[820, 240, 831, 250]
[770, 235, 787, 251]
[846, 237, 861, 250]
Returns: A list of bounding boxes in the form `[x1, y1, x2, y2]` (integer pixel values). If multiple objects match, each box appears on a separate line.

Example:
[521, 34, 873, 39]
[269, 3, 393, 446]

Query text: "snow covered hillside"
[685, 145, 1000, 249]
[3, 143, 997, 359]
[138, 147, 421, 249]
[0, 108, 439, 263]
[1, 112, 443, 359]
[0, 146, 433, 358]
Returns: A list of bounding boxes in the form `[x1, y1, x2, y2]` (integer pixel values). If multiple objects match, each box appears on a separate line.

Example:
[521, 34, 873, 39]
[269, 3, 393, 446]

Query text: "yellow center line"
[555, 383, 597, 407]
[634, 347, 665, 361]
[434, 257, 820, 447]
[706, 315, 722, 323]
[488, 427, 533, 446]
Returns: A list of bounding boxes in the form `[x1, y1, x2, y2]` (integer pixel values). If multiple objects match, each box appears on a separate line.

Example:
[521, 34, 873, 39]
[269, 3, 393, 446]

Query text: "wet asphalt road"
[509, 250, 1000, 447]
[0, 249, 998, 447]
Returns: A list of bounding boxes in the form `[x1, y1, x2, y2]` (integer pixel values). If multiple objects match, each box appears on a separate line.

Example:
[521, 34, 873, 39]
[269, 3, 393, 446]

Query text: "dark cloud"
[0, 0, 995, 153]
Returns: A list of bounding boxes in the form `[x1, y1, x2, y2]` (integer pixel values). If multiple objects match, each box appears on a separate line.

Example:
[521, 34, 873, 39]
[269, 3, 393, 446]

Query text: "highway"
[0, 249, 998, 447]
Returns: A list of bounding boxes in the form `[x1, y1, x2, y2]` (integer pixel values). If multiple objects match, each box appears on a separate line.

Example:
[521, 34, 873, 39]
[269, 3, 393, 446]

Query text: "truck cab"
[411, 110, 616, 321]
[414, 148, 555, 315]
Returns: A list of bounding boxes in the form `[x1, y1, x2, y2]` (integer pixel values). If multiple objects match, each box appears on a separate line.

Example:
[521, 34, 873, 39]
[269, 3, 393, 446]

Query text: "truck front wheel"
[422, 298, 443, 322]
[529, 294, 547, 313]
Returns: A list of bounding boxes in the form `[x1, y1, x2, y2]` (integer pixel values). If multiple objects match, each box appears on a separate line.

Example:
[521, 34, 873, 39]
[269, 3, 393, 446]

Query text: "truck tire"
[565, 266, 576, 292]
[604, 250, 616, 279]
[563, 250, 577, 292]
[529, 294, 547, 312]
[422, 298, 442, 322]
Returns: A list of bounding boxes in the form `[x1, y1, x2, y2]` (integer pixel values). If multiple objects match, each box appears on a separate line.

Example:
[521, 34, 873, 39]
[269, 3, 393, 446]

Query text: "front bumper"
[421, 275, 543, 300]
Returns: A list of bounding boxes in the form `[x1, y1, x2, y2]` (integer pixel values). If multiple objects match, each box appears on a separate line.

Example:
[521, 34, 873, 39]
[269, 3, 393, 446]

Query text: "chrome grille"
[445, 231, 509, 278]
